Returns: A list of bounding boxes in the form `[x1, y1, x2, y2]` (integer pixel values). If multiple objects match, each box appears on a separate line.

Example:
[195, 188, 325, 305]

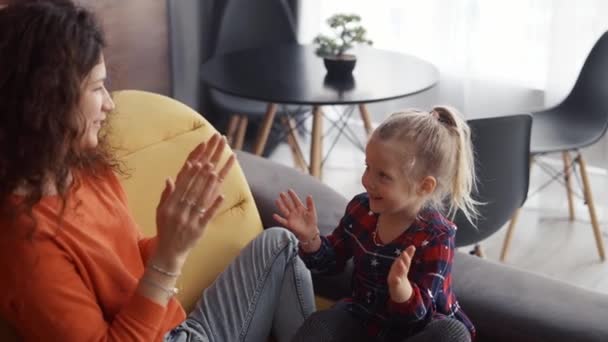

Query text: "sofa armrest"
[236, 151, 348, 233]
[236, 151, 354, 300]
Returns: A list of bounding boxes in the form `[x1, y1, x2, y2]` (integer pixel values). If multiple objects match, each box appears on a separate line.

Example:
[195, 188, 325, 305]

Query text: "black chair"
[500, 32, 608, 262]
[453, 114, 532, 259]
[206, 0, 309, 165]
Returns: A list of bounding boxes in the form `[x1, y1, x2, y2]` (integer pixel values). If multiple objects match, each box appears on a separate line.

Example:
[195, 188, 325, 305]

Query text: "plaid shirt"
[300, 193, 475, 341]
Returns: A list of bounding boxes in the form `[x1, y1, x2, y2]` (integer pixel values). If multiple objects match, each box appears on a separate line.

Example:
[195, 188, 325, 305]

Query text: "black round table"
[201, 44, 439, 178]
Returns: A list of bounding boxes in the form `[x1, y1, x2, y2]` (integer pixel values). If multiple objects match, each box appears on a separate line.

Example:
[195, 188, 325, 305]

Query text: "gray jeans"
[292, 304, 472, 342]
[164, 227, 315, 342]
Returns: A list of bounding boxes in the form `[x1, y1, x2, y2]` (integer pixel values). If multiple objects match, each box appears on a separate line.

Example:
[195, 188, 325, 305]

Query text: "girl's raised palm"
[273, 189, 318, 240]
[387, 245, 416, 303]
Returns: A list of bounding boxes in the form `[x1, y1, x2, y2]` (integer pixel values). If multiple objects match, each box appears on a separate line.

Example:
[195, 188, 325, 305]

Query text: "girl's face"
[362, 137, 424, 216]
[76, 55, 114, 151]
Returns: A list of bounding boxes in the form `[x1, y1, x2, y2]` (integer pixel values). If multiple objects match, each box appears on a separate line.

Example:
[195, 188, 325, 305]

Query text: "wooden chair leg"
[310, 106, 323, 179]
[233, 116, 248, 150]
[225, 115, 240, 147]
[358, 104, 374, 138]
[281, 116, 308, 172]
[500, 208, 522, 262]
[472, 244, 485, 258]
[528, 154, 536, 174]
[562, 151, 575, 221]
[253, 103, 278, 156]
[500, 155, 534, 262]
[577, 154, 606, 261]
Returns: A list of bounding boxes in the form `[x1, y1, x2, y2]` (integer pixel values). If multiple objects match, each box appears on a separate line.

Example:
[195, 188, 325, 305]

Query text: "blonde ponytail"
[431, 106, 480, 225]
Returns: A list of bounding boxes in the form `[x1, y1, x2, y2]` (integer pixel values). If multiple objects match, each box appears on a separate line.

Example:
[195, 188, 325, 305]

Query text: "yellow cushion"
[109, 90, 264, 311]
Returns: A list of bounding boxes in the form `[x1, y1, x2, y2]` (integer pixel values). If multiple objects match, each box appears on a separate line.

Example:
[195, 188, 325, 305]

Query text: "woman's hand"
[152, 133, 236, 272]
[184, 133, 236, 177]
[387, 245, 416, 303]
[273, 189, 319, 241]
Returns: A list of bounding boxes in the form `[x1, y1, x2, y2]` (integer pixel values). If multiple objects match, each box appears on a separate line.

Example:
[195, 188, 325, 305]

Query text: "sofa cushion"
[235, 150, 347, 234]
[453, 251, 608, 342]
[235, 150, 353, 310]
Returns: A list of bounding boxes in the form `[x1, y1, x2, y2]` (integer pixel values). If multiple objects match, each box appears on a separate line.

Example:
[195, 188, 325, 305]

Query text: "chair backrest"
[564, 31, 608, 118]
[453, 114, 532, 247]
[209, 0, 298, 57]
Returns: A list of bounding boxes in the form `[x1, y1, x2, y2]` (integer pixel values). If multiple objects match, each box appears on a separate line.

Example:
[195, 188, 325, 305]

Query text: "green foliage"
[313, 14, 373, 57]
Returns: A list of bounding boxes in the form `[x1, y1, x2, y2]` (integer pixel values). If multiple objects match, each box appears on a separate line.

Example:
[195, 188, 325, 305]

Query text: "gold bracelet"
[141, 276, 179, 298]
[299, 230, 320, 246]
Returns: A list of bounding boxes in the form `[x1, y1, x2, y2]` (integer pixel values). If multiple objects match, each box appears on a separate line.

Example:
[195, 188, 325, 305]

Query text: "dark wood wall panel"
[77, 0, 171, 95]
[3, 0, 171, 94]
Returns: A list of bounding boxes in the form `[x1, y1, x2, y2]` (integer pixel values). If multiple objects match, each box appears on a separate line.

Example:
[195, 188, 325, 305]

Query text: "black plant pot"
[323, 55, 357, 78]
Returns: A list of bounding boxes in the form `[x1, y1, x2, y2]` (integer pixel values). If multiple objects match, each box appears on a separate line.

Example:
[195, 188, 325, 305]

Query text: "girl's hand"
[152, 134, 235, 272]
[273, 189, 318, 241]
[387, 245, 416, 303]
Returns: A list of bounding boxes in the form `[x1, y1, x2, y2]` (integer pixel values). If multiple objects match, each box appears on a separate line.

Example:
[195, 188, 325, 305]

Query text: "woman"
[0, 1, 314, 341]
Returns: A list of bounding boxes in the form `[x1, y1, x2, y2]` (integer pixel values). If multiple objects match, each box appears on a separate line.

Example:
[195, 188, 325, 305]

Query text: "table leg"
[234, 116, 248, 150]
[281, 116, 308, 172]
[225, 115, 240, 147]
[310, 106, 323, 179]
[253, 103, 278, 155]
[358, 104, 374, 138]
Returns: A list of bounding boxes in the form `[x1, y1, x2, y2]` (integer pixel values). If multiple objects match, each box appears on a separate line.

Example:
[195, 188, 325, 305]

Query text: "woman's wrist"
[148, 263, 181, 278]
[138, 267, 180, 306]
[149, 250, 187, 275]
[140, 275, 179, 298]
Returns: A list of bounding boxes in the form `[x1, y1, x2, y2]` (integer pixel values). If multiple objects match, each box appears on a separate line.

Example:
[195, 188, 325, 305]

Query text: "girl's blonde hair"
[372, 106, 479, 224]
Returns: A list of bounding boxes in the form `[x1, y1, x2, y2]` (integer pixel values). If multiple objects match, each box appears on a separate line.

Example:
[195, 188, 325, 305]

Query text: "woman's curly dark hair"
[0, 0, 123, 229]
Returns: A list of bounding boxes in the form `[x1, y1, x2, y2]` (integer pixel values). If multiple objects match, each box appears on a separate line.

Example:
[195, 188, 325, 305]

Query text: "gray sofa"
[237, 150, 608, 342]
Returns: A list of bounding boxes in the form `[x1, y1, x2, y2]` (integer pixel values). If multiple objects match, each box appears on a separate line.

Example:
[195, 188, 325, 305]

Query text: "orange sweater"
[0, 170, 186, 341]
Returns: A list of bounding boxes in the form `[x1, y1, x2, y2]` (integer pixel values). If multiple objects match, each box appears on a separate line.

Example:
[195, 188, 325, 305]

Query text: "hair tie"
[430, 108, 455, 126]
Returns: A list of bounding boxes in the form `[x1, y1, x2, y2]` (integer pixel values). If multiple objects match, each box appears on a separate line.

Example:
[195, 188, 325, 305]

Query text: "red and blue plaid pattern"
[300, 193, 475, 340]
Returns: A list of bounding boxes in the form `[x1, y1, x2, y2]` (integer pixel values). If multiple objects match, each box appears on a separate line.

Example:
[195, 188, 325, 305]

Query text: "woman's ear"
[417, 176, 437, 196]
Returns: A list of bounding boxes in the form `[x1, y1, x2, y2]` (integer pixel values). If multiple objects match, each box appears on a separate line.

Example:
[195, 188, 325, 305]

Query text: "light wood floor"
[267, 106, 608, 296]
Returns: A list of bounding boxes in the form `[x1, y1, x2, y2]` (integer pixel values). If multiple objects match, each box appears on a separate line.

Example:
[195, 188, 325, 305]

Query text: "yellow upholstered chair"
[108, 90, 264, 312]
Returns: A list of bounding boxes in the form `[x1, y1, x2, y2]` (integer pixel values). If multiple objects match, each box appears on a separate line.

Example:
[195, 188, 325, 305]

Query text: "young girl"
[274, 107, 477, 342]
[0, 1, 314, 341]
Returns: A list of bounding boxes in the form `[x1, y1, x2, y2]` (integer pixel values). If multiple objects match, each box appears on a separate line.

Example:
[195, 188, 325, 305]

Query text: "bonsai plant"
[313, 13, 373, 76]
